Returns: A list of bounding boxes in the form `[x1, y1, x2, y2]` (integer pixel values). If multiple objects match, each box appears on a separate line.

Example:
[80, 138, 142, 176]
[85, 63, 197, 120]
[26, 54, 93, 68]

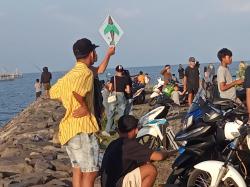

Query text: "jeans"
[102, 88, 110, 117]
[105, 92, 126, 133]
[124, 98, 133, 115]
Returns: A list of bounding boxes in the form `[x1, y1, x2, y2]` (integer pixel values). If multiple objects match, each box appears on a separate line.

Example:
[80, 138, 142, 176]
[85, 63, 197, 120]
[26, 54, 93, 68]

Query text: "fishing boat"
[0, 69, 22, 81]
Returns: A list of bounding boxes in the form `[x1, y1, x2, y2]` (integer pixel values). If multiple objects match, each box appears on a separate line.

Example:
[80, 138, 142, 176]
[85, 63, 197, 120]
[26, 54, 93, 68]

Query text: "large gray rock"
[44, 179, 69, 186]
[6, 172, 55, 187]
[0, 147, 21, 158]
[34, 159, 54, 172]
[50, 159, 71, 172]
[0, 157, 33, 174]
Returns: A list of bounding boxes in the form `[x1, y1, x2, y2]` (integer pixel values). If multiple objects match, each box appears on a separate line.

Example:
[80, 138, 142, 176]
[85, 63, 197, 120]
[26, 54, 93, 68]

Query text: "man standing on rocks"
[41, 66, 52, 99]
[49, 38, 105, 187]
[183, 57, 200, 106]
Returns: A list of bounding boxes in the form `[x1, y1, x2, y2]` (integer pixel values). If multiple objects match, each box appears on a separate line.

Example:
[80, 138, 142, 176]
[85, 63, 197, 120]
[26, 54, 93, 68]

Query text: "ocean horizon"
[0, 61, 248, 127]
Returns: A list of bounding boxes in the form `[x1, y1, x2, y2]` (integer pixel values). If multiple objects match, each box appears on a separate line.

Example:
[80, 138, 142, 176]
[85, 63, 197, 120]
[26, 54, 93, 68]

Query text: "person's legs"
[140, 164, 157, 187]
[81, 172, 98, 187]
[188, 92, 194, 106]
[116, 93, 126, 117]
[72, 167, 82, 187]
[66, 133, 99, 187]
[105, 102, 116, 133]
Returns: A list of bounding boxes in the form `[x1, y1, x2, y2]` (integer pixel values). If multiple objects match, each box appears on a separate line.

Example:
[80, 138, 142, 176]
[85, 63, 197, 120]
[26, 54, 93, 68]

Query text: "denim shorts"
[65, 133, 99, 172]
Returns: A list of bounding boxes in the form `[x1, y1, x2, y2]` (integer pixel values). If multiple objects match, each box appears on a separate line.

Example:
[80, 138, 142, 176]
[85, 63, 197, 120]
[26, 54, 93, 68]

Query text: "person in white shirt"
[171, 84, 183, 105]
[34, 79, 42, 100]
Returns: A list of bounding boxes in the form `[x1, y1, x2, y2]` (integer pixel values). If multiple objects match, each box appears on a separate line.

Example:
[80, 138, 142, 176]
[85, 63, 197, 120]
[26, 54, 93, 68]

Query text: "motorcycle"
[136, 106, 179, 150]
[149, 79, 187, 107]
[166, 88, 248, 186]
[132, 82, 145, 105]
[148, 78, 165, 106]
[187, 123, 250, 186]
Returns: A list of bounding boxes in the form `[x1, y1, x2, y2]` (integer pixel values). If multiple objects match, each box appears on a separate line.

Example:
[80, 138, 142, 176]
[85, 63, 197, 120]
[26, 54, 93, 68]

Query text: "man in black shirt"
[101, 115, 174, 187]
[245, 66, 250, 121]
[183, 57, 200, 106]
[41, 67, 52, 99]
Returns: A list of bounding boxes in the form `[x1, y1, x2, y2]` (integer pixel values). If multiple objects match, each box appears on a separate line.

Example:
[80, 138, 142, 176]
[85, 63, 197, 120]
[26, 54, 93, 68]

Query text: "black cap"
[115, 65, 124, 72]
[73, 38, 99, 59]
[118, 115, 139, 133]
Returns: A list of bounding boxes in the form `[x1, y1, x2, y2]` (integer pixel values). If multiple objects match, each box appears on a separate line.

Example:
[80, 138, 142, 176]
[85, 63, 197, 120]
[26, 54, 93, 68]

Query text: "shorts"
[187, 86, 198, 94]
[36, 91, 41, 99]
[65, 133, 99, 172]
[43, 83, 51, 90]
[121, 168, 141, 187]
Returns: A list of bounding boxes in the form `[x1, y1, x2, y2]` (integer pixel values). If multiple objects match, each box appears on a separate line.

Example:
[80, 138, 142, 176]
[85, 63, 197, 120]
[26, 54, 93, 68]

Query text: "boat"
[0, 69, 22, 81]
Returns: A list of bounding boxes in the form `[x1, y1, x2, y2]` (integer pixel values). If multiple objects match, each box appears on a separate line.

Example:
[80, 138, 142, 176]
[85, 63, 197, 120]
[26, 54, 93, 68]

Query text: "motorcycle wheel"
[166, 171, 183, 185]
[187, 169, 239, 187]
[149, 97, 157, 106]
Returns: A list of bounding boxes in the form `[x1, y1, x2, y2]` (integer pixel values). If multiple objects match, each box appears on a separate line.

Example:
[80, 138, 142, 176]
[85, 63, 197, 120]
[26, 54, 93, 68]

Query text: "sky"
[0, 0, 250, 73]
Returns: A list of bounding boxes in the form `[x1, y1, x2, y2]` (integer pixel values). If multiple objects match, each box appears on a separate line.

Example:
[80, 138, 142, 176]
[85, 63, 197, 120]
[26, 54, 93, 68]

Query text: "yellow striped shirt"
[50, 62, 99, 145]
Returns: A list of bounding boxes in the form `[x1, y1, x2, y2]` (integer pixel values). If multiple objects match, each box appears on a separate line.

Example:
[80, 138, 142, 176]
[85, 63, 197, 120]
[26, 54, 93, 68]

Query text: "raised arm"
[91, 47, 115, 76]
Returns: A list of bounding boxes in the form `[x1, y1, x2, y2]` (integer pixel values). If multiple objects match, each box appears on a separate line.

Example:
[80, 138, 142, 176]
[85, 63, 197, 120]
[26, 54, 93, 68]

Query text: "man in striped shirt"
[50, 38, 112, 187]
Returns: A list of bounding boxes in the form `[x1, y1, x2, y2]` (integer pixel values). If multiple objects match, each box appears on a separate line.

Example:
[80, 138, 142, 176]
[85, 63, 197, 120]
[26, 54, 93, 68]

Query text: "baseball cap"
[115, 65, 124, 72]
[73, 38, 99, 59]
[118, 115, 139, 133]
[189, 57, 196, 62]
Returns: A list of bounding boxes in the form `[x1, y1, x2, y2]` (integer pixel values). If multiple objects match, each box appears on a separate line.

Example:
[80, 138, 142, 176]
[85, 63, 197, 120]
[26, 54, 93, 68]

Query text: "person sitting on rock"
[101, 115, 175, 187]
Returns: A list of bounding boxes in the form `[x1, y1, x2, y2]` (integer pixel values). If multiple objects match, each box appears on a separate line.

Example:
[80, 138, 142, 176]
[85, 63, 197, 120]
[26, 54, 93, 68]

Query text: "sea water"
[0, 62, 247, 127]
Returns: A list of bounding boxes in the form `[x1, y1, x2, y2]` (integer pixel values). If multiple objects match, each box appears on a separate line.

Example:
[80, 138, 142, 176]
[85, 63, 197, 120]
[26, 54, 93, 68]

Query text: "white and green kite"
[99, 15, 124, 46]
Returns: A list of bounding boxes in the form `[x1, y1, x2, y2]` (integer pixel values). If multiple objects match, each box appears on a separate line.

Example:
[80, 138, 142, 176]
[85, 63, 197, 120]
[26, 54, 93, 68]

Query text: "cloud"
[42, 5, 84, 25]
[222, 0, 250, 13]
[114, 8, 142, 19]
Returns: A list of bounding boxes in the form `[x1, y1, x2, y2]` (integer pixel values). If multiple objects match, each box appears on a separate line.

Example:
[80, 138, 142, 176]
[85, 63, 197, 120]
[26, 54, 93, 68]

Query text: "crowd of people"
[47, 37, 250, 187]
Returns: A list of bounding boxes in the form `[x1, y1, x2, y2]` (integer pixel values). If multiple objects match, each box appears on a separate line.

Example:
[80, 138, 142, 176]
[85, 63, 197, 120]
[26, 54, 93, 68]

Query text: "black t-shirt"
[185, 66, 199, 89]
[110, 76, 130, 93]
[178, 67, 184, 79]
[244, 66, 250, 88]
[41, 71, 52, 83]
[93, 76, 103, 129]
[101, 138, 154, 187]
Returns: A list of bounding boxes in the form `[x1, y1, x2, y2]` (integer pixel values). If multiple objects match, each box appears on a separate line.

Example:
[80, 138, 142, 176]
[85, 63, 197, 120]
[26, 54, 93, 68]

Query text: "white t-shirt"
[217, 65, 236, 101]
[171, 91, 181, 105]
[34, 82, 42, 92]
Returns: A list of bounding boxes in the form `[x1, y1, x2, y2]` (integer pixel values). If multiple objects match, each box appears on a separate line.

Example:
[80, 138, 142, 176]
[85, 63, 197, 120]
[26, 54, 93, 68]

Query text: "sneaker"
[101, 131, 111, 137]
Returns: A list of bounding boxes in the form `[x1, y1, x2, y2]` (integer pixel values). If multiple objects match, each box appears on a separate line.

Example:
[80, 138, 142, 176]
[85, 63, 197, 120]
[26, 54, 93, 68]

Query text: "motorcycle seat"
[213, 98, 234, 106]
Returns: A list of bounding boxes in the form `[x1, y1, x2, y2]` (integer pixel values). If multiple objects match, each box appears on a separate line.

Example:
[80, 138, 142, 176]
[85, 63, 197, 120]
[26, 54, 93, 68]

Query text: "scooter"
[148, 78, 165, 105]
[136, 106, 179, 150]
[187, 122, 250, 187]
[166, 88, 248, 186]
[149, 79, 187, 107]
[133, 87, 145, 105]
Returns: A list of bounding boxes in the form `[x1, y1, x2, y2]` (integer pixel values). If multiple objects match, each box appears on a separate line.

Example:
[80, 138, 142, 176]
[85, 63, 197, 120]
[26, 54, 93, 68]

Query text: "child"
[171, 84, 183, 105]
[34, 79, 42, 99]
